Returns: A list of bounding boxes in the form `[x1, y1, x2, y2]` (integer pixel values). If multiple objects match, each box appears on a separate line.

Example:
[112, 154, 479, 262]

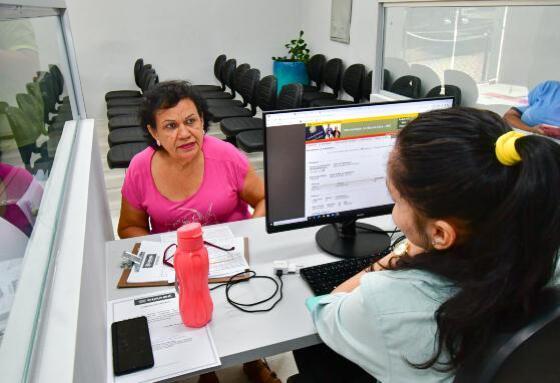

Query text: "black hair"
[140, 80, 209, 149]
[389, 107, 560, 371]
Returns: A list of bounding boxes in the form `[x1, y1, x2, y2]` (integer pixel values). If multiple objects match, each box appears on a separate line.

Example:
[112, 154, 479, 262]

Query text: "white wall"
[301, 0, 379, 98]
[65, 0, 302, 120]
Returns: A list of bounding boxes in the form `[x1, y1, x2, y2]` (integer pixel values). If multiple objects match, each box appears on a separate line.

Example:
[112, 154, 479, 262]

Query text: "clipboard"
[117, 238, 251, 288]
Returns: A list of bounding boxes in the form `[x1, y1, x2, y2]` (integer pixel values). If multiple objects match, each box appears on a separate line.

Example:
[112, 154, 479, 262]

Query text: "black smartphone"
[111, 316, 155, 376]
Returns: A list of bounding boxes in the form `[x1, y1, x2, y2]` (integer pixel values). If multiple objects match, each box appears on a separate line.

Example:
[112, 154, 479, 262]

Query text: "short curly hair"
[140, 80, 209, 149]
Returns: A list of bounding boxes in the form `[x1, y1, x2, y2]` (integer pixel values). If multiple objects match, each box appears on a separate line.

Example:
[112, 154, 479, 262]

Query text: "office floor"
[95, 119, 298, 383]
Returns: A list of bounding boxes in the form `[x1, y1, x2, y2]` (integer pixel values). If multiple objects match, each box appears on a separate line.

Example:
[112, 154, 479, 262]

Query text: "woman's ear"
[428, 220, 457, 250]
[147, 124, 158, 141]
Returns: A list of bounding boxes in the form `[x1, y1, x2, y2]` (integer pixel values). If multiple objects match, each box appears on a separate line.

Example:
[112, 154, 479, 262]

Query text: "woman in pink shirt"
[118, 81, 276, 383]
[118, 81, 265, 238]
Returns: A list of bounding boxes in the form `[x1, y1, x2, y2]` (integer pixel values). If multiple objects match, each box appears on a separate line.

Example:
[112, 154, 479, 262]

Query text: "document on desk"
[146, 226, 249, 281]
[126, 241, 175, 284]
[107, 289, 221, 383]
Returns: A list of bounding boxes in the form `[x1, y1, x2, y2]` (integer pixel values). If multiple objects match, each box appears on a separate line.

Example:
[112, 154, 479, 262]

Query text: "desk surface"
[106, 215, 395, 379]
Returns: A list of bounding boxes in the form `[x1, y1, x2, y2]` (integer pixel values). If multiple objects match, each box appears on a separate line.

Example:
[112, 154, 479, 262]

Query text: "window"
[382, 3, 560, 112]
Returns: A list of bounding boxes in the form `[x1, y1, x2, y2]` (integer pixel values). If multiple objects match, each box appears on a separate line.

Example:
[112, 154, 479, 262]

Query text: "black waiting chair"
[105, 58, 145, 100]
[236, 83, 303, 153]
[48, 64, 70, 106]
[107, 142, 148, 169]
[106, 66, 156, 108]
[205, 68, 260, 122]
[192, 54, 227, 93]
[38, 72, 60, 122]
[106, 65, 156, 128]
[108, 114, 142, 131]
[16, 93, 46, 135]
[5, 106, 50, 172]
[426, 85, 462, 106]
[302, 58, 343, 106]
[383, 68, 392, 91]
[389, 75, 421, 98]
[362, 70, 373, 102]
[310, 64, 366, 107]
[106, 71, 157, 118]
[304, 54, 326, 92]
[107, 126, 146, 147]
[454, 287, 560, 383]
[199, 58, 237, 100]
[219, 75, 277, 143]
[205, 63, 250, 108]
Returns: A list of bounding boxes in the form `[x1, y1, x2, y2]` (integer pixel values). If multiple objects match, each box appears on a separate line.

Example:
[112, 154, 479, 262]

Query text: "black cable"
[210, 270, 284, 313]
[358, 226, 401, 235]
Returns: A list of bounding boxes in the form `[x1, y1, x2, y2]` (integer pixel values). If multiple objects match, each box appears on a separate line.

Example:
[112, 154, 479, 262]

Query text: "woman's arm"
[503, 108, 544, 135]
[308, 286, 389, 380]
[332, 241, 425, 293]
[239, 165, 265, 217]
[332, 253, 398, 293]
[117, 198, 150, 239]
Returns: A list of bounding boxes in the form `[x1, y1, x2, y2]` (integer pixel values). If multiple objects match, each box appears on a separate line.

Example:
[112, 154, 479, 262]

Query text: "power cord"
[210, 270, 284, 313]
[209, 228, 404, 313]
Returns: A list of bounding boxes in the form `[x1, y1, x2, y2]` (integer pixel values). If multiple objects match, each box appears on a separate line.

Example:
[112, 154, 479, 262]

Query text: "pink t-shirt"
[122, 135, 251, 234]
[0, 163, 42, 236]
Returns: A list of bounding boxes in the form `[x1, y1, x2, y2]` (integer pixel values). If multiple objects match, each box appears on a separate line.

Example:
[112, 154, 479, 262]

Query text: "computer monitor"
[264, 97, 454, 258]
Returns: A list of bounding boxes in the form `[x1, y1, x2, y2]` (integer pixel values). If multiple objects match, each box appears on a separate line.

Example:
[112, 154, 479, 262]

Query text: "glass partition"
[0, 0, 79, 365]
[382, 3, 560, 112]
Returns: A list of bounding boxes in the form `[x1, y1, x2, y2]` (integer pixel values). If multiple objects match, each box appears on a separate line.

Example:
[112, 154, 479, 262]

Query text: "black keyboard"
[300, 248, 392, 296]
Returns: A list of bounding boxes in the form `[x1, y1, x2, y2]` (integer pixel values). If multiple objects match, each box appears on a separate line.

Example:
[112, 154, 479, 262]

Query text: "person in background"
[117, 81, 276, 383]
[0, 147, 43, 237]
[503, 80, 560, 137]
[296, 108, 560, 382]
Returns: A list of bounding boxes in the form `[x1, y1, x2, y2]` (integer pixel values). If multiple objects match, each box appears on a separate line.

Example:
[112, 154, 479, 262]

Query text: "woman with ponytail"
[296, 107, 560, 382]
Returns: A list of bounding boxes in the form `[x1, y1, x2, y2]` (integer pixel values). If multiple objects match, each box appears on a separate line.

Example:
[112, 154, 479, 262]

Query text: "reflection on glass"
[0, 15, 73, 342]
[383, 5, 560, 111]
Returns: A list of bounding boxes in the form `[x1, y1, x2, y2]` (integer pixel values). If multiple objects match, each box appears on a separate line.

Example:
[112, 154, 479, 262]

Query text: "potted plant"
[272, 30, 310, 93]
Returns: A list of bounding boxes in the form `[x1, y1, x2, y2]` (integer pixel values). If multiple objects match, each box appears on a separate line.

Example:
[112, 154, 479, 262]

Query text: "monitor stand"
[315, 219, 391, 259]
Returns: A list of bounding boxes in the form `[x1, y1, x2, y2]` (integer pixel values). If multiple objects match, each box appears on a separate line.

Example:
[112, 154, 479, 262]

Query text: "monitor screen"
[264, 98, 454, 235]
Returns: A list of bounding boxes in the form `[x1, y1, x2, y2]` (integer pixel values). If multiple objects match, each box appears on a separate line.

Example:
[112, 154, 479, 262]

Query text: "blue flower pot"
[273, 60, 309, 95]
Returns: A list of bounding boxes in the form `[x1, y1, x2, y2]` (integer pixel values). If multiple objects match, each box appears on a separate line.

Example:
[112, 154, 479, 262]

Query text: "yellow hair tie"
[495, 131, 524, 166]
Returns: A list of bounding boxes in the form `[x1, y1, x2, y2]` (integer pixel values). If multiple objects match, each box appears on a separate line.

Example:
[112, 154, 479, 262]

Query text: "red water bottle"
[174, 223, 213, 327]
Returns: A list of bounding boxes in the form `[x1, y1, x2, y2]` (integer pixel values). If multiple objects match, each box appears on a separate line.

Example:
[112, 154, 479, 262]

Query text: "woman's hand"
[331, 240, 427, 293]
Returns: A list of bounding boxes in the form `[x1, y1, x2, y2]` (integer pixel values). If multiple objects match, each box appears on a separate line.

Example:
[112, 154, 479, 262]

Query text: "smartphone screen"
[111, 316, 155, 376]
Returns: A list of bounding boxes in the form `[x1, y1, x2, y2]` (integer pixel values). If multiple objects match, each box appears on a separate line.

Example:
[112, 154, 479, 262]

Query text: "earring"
[156, 139, 161, 147]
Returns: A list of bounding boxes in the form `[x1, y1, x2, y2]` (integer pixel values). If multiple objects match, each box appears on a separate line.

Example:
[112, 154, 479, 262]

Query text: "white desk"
[106, 215, 395, 380]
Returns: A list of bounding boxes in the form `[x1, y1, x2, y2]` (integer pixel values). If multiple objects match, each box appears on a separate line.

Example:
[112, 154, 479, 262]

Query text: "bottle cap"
[177, 222, 203, 249]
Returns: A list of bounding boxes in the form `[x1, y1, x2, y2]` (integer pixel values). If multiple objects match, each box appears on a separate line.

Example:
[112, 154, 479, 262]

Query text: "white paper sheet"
[107, 289, 221, 383]
[126, 241, 175, 284]
[207, 237, 248, 279]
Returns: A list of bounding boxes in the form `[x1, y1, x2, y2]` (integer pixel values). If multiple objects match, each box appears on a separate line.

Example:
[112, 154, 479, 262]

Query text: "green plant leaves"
[274, 30, 311, 63]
